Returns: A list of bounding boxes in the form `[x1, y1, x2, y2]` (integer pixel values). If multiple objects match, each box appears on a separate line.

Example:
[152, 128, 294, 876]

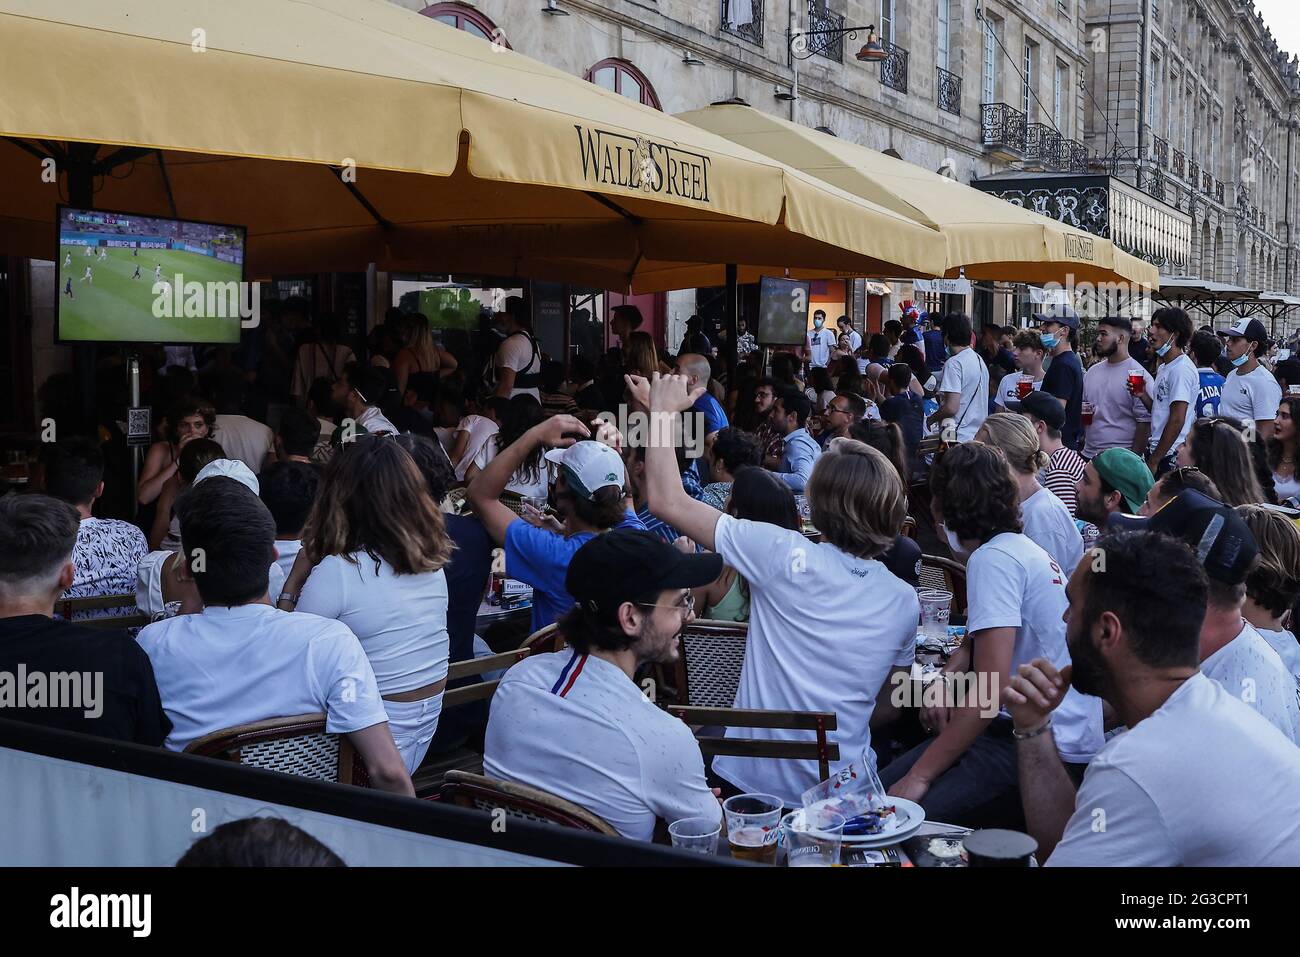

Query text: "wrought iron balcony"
[1216, 179, 1225, 205]
[1147, 166, 1167, 203]
[1151, 134, 1169, 170]
[879, 42, 908, 93]
[1172, 149, 1185, 179]
[1068, 140, 1089, 173]
[937, 66, 960, 115]
[1025, 123, 1064, 169]
[807, 0, 844, 61]
[981, 103, 1026, 154]
[1188, 159, 1200, 187]
[1202, 170, 1213, 194]
[721, 0, 763, 46]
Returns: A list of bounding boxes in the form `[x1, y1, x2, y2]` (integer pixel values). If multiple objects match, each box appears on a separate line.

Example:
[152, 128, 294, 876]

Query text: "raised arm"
[468, 414, 588, 544]
[630, 373, 724, 552]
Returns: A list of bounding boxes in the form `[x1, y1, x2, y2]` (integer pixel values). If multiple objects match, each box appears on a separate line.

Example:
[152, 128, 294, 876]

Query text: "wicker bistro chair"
[918, 554, 968, 619]
[667, 706, 840, 783]
[186, 713, 370, 786]
[517, 622, 565, 655]
[56, 593, 151, 629]
[440, 769, 619, 836]
[656, 619, 749, 708]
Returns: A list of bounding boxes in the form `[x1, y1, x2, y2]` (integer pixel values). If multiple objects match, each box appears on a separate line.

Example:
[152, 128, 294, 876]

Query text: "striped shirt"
[1043, 445, 1087, 516]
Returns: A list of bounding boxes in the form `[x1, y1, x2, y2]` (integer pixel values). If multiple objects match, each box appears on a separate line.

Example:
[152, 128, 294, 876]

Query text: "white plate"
[838, 799, 925, 847]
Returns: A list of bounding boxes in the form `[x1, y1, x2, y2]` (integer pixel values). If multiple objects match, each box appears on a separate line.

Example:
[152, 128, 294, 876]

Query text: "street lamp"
[789, 23, 887, 62]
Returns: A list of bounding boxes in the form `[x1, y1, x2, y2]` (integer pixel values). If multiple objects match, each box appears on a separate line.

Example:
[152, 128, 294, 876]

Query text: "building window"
[1054, 61, 1067, 133]
[1148, 55, 1161, 132]
[880, 0, 896, 47]
[937, 0, 950, 72]
[982, 18, 998, 104]
[585, 59, 662, 109]
[419, 3, 505, 45]
[1023, 38, 1037, 120]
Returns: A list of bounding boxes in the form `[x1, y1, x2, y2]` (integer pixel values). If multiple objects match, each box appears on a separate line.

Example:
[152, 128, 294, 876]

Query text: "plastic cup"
[781, 808, 847, 867]
[918, 588, 953, 642]
[668, 816, 722, 856]
[723, 793, 783, 864]
[1128, 372, 1145, 396]
[1016, 376, 1034, 399]
[1081, 400, 1095, 427]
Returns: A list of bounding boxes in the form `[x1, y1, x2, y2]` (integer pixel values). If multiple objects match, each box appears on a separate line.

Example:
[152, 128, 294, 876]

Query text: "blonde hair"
[399, 313, 438, 371]
[806, 437, 905, 559]
[977, 412, 1050, 475]
[1236, 504, 1300, 618]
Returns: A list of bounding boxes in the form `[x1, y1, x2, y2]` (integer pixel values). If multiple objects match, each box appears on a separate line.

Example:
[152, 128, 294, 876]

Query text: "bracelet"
[1011, 718, 1052, 740]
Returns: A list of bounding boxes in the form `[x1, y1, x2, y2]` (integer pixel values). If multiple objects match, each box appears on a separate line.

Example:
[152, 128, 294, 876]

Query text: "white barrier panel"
[0, 745, 560, 867]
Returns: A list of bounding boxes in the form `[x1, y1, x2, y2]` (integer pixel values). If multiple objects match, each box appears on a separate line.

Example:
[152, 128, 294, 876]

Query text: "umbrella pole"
[725, 263, 739, 379]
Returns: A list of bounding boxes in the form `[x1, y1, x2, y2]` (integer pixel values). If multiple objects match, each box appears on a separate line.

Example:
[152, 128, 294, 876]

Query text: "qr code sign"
[127, 407, 152, 446]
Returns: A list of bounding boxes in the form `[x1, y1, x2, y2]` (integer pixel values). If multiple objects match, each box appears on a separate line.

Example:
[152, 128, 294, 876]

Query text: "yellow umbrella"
[0, 0, 947, 289]
[677, 103, 1159, 289]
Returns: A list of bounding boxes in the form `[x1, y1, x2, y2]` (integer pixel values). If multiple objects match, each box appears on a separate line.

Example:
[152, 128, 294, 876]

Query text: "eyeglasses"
[638, 592, 695, 616]
[827, 404, 851, 415]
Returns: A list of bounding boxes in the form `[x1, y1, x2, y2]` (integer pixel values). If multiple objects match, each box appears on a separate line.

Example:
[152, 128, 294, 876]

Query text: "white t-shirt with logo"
[806, 327, 836, 367]
[1047, 673, 1300, 866]
[1219, 364, 1283, 428]
[454, 414, 500, 482]
[1147, 353, 1199, 454]
[484, 649, 720, 842]
[965, 532, 1103, 763]
[710, 514, 920, 806]
[495, 332, 542, 400]
[137, 603, 388, 752]
[1021, 486, 1084, 576]
[938, 347, 990, 442]
[1200, 621, 1300, 744]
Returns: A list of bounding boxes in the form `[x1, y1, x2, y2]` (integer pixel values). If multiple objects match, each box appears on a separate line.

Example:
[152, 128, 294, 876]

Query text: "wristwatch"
[276, 592, 299, 608]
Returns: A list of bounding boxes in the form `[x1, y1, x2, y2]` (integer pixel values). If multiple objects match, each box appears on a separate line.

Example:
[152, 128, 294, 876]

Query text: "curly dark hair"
[1266, 396, 1299, 476]
[929, 442, 1022, 543]
[710, 428, 761, 477]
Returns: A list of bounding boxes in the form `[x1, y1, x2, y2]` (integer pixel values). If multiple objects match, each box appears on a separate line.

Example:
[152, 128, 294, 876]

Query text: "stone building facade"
[1083, 0, 1300, 294]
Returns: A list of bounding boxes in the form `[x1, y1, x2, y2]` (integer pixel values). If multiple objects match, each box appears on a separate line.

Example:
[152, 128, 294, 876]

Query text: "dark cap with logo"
[1032, 304, 1080, 330]
[1224, 317, 1270, 352]
[1107, 490, 1258, 585]
[566, 529, 722, 621]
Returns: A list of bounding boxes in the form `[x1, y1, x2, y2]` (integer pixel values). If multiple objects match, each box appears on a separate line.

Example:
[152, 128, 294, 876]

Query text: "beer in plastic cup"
[1081, 400, 1095, 427]
[723, 794, 782, 864]
[1128, 372, 1145, 396]
[1016, 376, 1034, 399]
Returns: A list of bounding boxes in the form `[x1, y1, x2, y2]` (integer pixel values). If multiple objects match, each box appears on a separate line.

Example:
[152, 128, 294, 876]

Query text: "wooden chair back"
[186, 713, 368, 786]
[439, 769, 619, 835]
[666, 706, 840, 782]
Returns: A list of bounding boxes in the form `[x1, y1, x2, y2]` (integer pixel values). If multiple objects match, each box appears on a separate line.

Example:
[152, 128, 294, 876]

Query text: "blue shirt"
[1196, 368, 1225, 419]
[775, 428, 821, 492]
[693, 393, 729, 436]
[635, 505, 681, 545]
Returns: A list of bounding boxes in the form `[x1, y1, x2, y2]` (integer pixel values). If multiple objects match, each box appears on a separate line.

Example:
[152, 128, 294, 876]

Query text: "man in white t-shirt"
[994, 330, 1045, 411]
[136, 476, 413, 796]
[929, 313, 989, 443]
[630, 372, 920, 807]
[1004, 530, 1300, 865]
[805, 311, 836, 370]
[1220, 317, 1284, 440]
[484, 530, 723, 841]
[883, 442, 1102, 827]
[1135, 307, 1198, 475]
[493, 296, 542, 400]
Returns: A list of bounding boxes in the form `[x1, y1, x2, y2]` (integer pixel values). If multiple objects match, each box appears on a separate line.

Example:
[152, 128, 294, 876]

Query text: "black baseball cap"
[1108, 490, 1258, 586]
[1225, 317, 1271, 352]
[1018, 390, 1066, 431]
[1032, 304, 1080, 330]
[566, 529, 722, 621]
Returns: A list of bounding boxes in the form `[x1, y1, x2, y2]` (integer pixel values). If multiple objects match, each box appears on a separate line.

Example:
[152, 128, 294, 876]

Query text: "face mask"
[1040, 333, 1059, 350]
[943, 526, 968, 557]
[1231, 352, 1250, 368]
[814, 319, 824, 329]
[1156, 339, 1173, 358]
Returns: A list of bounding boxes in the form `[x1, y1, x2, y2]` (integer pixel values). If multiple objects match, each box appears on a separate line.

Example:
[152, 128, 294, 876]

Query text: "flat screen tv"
[56, 205, 247, 345]
[756, 276, 812, 346]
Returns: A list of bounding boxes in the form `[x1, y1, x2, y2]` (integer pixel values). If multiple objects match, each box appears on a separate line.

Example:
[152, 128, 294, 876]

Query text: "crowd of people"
[3, 294, 1300, 865]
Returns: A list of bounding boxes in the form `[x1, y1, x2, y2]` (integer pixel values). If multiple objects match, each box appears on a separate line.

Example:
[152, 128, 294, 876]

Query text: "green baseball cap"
[1092, 448, 1154, 513]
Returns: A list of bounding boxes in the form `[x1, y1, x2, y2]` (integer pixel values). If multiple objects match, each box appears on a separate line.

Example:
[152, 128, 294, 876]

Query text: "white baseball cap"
[193, 458, 260, 496]
[543, 441, 625, 500]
